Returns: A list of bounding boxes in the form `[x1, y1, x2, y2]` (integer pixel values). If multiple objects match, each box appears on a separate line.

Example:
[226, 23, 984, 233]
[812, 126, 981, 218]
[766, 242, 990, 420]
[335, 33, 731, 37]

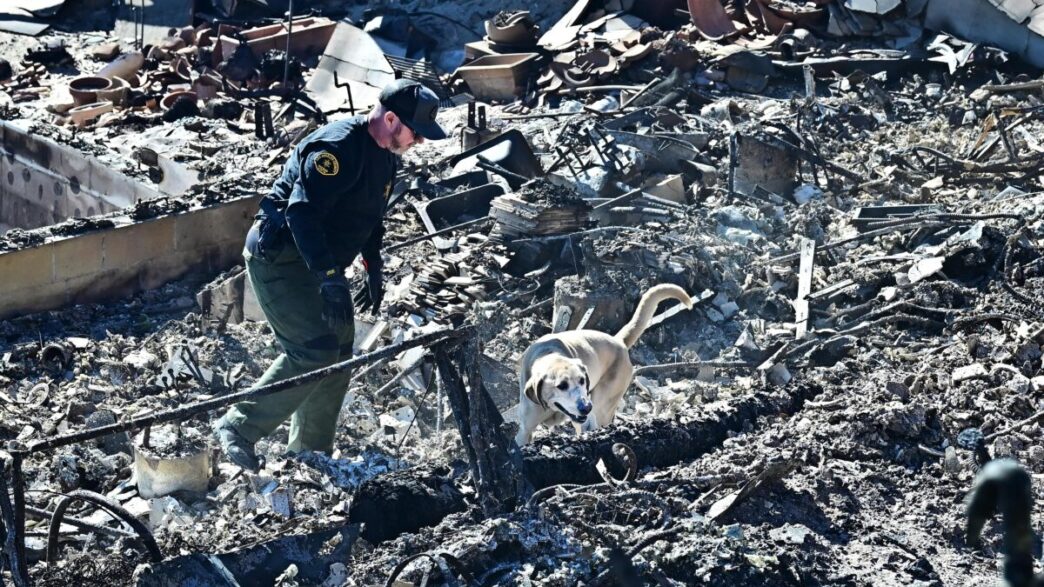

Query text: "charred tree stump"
[434, 341, 530, 516]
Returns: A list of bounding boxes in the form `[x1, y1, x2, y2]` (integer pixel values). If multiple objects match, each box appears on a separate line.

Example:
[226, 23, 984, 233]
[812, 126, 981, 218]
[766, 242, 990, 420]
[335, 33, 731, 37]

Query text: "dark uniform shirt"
[250, 116, 397, 274]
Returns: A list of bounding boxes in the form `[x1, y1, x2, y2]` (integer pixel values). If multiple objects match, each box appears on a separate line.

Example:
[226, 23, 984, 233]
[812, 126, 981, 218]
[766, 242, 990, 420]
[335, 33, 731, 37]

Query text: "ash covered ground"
[2, 0, 1044, 586]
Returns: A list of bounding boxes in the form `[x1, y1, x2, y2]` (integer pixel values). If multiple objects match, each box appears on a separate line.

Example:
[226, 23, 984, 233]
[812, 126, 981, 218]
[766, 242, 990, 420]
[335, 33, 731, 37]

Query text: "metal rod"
[24, 506, 136, 540]
[283, 0, 294, 89]
[385, 216, 492, 252]
[767, 221, 949, 265]
[373, 362, 423, 398]
[476, 158, 530, 186]
[633, 360, 756, 376]
[23, 327, 472, 454]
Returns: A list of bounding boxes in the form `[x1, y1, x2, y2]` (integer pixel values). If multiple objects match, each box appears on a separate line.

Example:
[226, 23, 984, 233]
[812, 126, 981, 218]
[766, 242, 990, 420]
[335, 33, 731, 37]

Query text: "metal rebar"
[385, 216, 492, 253]
[632, 360, 756, 376]
[23, 327, 472, 454]
[283, 0, 294, 89]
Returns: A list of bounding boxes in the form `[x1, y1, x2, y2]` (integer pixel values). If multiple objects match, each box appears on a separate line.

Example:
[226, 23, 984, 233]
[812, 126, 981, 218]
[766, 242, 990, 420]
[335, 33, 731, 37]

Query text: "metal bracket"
[794, 238, 816, 339]
[588, 127, 623, 172]
[332, 70, 356, 115]
[575, 306, 596, 330]
[552, 306, 573, 333]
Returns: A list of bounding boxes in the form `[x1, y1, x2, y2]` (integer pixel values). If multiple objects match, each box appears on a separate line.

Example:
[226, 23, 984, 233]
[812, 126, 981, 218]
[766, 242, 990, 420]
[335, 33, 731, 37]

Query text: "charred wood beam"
[347, 382, 821, 545]
[521, 382, 823, 489]
[0, 456, 30, 587]
[434, 346, 483, 504]
[434, 341, 530, 517]
[463, 339, 531, 510]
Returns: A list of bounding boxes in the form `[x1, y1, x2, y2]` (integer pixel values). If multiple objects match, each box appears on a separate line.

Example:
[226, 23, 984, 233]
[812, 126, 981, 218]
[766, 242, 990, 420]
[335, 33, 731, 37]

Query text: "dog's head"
[524, 355, 593, 424]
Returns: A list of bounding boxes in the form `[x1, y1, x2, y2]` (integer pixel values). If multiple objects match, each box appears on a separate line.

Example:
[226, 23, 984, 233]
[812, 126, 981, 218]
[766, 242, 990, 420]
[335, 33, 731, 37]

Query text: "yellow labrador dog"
[515, 284, 693, 445]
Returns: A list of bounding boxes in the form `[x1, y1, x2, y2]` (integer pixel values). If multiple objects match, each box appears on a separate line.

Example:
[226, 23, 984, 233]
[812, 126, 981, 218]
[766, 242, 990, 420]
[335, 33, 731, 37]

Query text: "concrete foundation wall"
[0, 196, 260, 320]
[0, 122, 163, 231]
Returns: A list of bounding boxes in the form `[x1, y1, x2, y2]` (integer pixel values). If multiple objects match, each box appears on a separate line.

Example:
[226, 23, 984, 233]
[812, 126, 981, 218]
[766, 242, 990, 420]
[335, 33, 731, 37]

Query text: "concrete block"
[104, 216, 176, 269]
[0, 283, 67, 317]
[64, 268, 138, 306]
[174, 198, 256, 253]
[139, 249, 203, 291]
[197, 269, 246, 324]
[242, 275, 265, 322]
[0, 245, 54, 295]
[0, 197, 260, 320]
[52, 232, 105, 280]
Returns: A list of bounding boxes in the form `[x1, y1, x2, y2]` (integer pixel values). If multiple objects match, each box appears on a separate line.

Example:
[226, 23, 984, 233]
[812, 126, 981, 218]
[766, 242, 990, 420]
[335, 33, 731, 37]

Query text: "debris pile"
[2, 0, 1044, 585]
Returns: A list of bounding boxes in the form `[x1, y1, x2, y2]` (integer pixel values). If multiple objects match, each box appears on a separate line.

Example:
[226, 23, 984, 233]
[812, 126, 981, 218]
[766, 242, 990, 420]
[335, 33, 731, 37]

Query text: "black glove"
[317, 270, 352, 330]
[353, 262, 384, 315]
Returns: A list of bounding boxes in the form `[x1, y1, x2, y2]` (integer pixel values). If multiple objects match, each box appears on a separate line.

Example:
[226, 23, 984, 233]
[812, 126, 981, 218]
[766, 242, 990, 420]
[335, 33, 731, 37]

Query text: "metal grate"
[383, 54, 455, 106]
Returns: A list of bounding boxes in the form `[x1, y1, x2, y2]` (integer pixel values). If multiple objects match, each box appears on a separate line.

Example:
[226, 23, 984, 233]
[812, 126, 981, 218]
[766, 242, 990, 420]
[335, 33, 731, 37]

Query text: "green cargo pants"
[222, 244, 354, 453]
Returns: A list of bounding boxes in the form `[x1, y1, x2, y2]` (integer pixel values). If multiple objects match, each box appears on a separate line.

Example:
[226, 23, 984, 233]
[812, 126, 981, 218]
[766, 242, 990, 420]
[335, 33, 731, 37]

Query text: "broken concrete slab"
[0, 9, 51, 36]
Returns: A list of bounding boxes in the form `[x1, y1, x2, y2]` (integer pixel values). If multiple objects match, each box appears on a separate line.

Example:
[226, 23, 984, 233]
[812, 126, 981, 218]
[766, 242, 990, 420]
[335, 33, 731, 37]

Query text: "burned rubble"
[1, 0, 1044, 585]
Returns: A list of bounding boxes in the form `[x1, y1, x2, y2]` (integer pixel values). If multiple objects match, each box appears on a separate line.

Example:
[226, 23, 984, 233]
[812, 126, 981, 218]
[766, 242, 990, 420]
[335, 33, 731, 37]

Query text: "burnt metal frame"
[383, 54, 455, 107]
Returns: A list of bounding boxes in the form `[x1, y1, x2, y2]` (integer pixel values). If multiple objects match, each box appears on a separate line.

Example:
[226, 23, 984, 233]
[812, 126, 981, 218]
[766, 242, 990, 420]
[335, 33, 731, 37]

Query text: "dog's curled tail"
[616, 284, 693, 348]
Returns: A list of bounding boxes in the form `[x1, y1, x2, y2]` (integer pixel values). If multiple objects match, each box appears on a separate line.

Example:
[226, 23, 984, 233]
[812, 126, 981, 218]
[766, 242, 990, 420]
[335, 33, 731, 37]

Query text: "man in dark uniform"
[213, 79, 448, 471]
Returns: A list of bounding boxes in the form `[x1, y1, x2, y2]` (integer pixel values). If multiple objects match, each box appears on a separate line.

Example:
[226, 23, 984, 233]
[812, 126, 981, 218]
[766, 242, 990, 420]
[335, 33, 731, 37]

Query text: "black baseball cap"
[378, 79, 448, 140]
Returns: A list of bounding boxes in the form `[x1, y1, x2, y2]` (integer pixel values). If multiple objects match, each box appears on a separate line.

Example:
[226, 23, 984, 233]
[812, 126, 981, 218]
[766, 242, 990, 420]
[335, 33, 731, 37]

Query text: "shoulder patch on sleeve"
[314, 151, 339, 176]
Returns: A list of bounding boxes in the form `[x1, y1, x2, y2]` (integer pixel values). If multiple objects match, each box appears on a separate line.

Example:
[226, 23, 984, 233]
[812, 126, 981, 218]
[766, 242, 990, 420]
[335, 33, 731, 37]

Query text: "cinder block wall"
[0, 196, 260, 320]
[0, 121, 164, 231]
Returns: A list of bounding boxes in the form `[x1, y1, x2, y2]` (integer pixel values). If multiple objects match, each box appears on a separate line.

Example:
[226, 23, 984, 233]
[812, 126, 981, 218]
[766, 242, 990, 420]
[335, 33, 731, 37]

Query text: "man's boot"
[213, 416, 260, 471]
